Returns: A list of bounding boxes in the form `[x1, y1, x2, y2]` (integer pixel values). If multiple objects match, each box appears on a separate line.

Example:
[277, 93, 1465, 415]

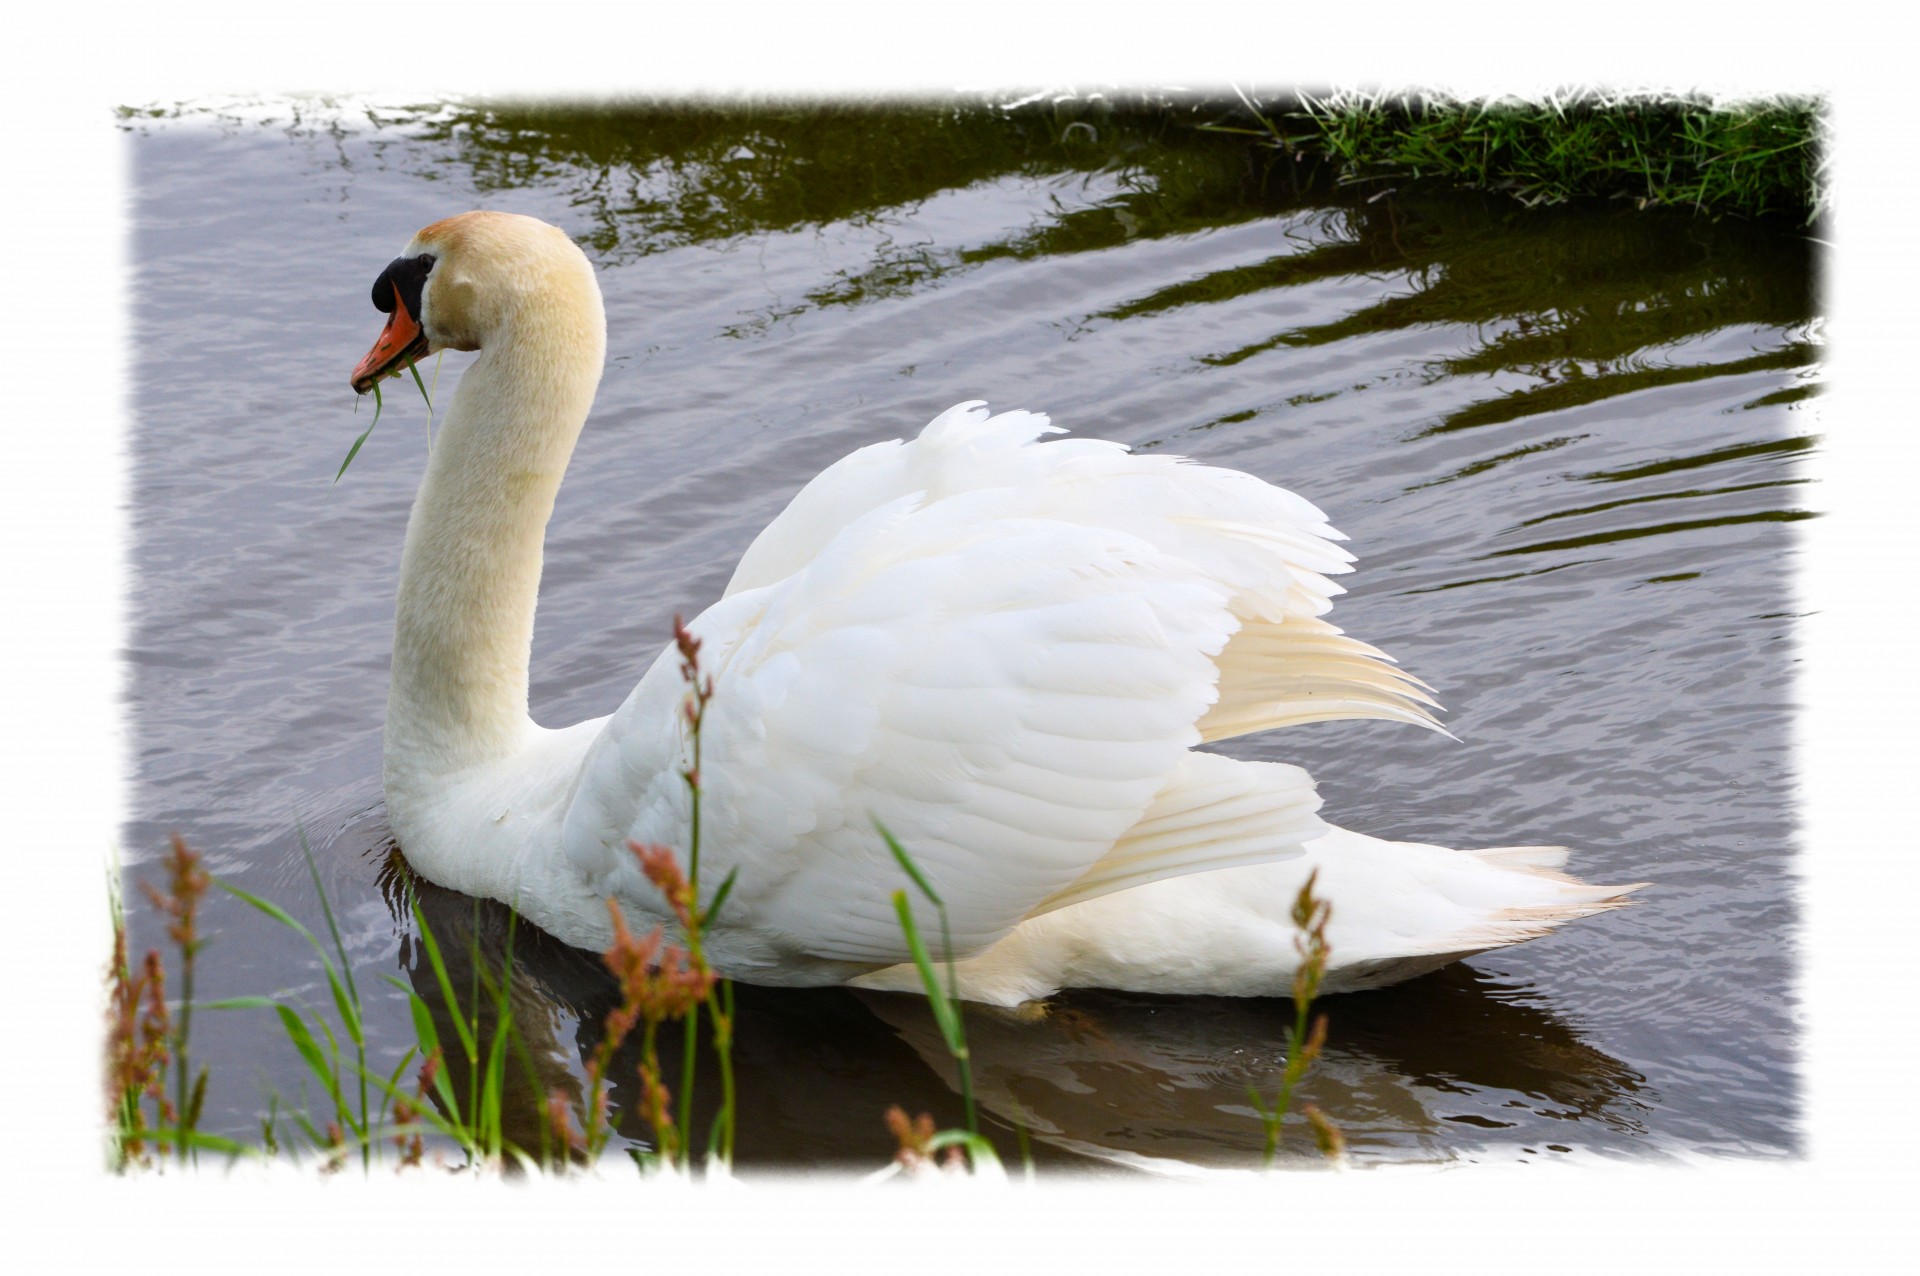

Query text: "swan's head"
[350, 211, 600, 394]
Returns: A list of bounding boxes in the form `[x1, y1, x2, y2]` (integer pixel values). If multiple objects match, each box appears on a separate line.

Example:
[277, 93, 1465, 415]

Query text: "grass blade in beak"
[408, 360, 433, 411]
[335, 381, 383, 484]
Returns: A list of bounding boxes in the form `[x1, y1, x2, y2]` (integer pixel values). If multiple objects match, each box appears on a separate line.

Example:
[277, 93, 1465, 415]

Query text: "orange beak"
[350, 283, 428, 394]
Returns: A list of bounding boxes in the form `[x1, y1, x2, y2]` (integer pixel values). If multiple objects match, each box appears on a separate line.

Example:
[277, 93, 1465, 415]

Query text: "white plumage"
[356, 211, 1639, 1007]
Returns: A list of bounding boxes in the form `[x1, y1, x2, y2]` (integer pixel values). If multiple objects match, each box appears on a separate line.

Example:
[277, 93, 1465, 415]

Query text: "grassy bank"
[1217, 90, 1824, 223]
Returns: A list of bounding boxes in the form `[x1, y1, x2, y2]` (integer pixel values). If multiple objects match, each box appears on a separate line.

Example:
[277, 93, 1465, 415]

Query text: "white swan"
[351, 211, 1639, 1007]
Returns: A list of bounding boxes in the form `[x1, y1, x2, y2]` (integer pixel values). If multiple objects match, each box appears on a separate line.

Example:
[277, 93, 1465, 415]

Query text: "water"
[120, 96, 1816, 1171]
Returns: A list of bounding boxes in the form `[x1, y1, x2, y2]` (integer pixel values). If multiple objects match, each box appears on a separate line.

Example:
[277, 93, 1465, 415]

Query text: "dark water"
[120, 96, 1816, 1172]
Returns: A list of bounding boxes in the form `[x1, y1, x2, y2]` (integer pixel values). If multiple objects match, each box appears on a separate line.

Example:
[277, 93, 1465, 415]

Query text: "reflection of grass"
[1514, 476, 1811, 530]
[1484, 508, 1816, 559]
[1185, 204, 1811, 380]
[1401, 435, 1587, 493]
[1086, 168, 1814, 425]
[1576, 434, 1816, 484]
[1422, 344, 1817, 438]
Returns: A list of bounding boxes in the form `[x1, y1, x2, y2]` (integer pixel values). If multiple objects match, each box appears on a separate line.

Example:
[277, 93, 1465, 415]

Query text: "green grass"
[877, 822, 1003, 1176]
[338, 359, 436, 484]
[1217, 89, 1824, 223]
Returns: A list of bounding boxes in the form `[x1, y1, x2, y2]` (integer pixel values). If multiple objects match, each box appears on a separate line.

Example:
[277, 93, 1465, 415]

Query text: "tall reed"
[106, 836, 237, 1167]
[1249, 869, 1345, 1166]
[876, 824, 1003, 1175]
[571, 616, 739, 1173]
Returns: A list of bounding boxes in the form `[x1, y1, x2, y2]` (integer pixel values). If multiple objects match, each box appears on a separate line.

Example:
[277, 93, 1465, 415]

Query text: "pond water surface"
[121, 97, 1816, 1172]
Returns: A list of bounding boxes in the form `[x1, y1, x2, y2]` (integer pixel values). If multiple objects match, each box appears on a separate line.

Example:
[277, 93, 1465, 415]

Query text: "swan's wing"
[562, 491, 1255, 972]
[729, 401, 1343, 604]
[731, 402, 1441, 741]
[723, 402, 1068, 596]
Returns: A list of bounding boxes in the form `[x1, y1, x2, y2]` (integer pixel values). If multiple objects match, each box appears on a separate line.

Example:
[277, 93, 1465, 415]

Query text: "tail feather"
[1284, 826, 1647, 984]
[1200, 615, 1451, 743]
[1469, 844, 1573, 872]
[1391, 843, 1647, 959]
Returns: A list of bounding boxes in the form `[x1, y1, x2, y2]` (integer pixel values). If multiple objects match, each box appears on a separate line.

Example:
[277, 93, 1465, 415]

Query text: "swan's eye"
[418, 253, 435, 273]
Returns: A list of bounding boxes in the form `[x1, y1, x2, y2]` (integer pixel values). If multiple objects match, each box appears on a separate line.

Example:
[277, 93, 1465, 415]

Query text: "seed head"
[884, 1105, 938, 1168]
[629, 841, 694, 929]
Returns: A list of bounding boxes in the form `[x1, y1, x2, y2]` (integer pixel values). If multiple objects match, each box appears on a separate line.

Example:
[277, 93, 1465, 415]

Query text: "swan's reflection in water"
[385, 853, 1649, 1173]
[863, 974, 1652, 1172]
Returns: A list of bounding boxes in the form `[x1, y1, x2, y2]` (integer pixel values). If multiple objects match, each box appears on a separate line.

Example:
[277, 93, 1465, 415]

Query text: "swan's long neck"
[385, 295, 606, 773]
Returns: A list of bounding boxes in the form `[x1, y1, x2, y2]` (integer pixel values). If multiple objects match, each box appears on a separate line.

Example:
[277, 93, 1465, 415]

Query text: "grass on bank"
[1215, 89, 1823, 223]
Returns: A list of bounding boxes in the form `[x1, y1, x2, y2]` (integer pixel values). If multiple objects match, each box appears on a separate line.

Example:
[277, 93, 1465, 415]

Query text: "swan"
[351, 210, 1639, 1007]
